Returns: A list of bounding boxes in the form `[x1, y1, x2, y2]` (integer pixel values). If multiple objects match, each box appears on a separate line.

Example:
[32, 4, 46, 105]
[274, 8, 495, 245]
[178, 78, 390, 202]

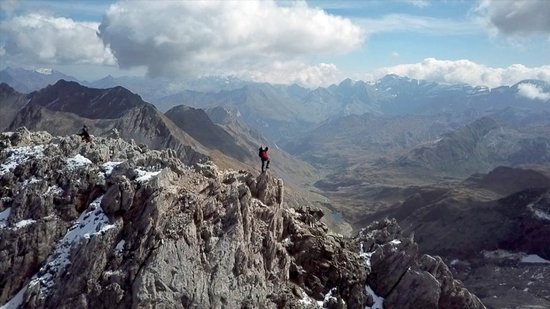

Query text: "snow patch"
[533, 209, 550, 221]
[318, 288, 338, 307]
[27, 196, 115, 298]
[104, 270, 121, 278]
[365, 285, 384, 309]
[135, 168, 161, 182]
[389, 239, 401, 245]
[43, 185, 63, 197]
[359, 242, 375, 270]
[0, 284, 27, 309]
[282, 237, 294, 246]
[0, 207, 11, 229]
[102, 161, 124, 176]
[484, 250, 550, 264]
[115, 239, 126, 253]
[450, 259, 460, 266]
[521, 254, 550, 264]
[483, 249, 520, 260]
[527, 202, 550, 221]
[298, 291, 314, 306]
[66, 154, 92, 170]
[0, 145, 45, 176]
[13, 219, 36, 230]
[21, 176, 40, 189]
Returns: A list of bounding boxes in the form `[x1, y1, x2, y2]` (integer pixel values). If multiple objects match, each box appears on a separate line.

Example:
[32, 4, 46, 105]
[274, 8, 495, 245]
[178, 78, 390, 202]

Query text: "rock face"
[0, 128, 485, 308]
[358, 220, 484, 309]
[0, 83, 28, 131]
[165, 105, 252, 161]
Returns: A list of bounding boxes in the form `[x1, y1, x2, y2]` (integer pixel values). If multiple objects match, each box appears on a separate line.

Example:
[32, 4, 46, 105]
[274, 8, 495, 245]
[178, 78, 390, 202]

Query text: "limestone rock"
[0, 129, 485, 309]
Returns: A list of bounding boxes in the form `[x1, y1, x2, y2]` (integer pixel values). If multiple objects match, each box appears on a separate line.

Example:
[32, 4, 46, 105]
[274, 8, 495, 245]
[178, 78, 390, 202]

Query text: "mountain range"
[2, 67, 550, 308]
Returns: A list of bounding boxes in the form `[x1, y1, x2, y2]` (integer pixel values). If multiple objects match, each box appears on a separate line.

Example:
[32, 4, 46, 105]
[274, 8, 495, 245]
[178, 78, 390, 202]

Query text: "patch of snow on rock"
[13, 219, 37, 230]
[0, 283, 27, 309]
[359, 242, 375, 271]
[318, 288, 338, 307]
[483, 249, 521, 260]
[298, 291, 314, 306]
[532, 208, 550, 221]
[282, 237, 294, 247]
[66, 154, 92, 170]
[21, 176, 40, 189]
[28, 196, 114, 297]
[43, 185, 63, 197]
[115, 240, 126, 253]
[102, 161, 124, 176]
[0, 207, 12, 229]
[0, 145, 45, 176]
[135, 168, 161, 182]
[521, 254, 550, 264]
[365, 285, 384, 309]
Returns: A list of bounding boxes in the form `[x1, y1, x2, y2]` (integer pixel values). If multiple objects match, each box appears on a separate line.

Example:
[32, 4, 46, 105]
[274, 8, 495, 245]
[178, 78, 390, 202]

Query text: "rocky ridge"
[0, 128, 485, 308]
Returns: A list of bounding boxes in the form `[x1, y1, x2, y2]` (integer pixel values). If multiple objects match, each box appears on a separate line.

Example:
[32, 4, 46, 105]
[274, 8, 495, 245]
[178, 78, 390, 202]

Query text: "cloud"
[405, 0, 430, 8]
[0, 13, 115, 65]
[98, 1, 363, 81]
[375, 58, 550, 87]
[476, 0, 550, 36]
[234, 62, 342, 87]
[0, 0, 19, 16]
[517, 83, 550, 101]
[358, 14, 478, 36]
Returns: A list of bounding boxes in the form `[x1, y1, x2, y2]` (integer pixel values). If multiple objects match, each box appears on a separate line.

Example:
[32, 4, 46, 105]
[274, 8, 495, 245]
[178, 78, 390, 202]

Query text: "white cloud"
[98, 0, 363, 82]
[0, 0, 19, 16]
[376, 58, 550, 87]
[405, 0, 430, 8]
[476, 0, 550, 36]
[517, 83, 550, 101]
[0, 13, 115, 65]
[233, 62, 342, 88]
[359, 14, 478, 36]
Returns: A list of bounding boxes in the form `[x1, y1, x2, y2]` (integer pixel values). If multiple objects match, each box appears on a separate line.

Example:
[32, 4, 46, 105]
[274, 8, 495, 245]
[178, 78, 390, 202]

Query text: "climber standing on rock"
[259, 146, 270, 172]
[78, 125, 92, 143]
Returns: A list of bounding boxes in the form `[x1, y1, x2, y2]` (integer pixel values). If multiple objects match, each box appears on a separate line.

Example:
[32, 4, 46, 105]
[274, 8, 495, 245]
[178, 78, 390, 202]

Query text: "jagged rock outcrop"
[358, 219, 485, 309]
[1, 128, 485, 308]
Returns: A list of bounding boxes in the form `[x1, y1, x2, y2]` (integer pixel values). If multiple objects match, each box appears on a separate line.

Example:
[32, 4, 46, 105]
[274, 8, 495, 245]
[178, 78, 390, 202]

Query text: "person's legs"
[261, 160, 265, 172]
[266, 160, 270, 169]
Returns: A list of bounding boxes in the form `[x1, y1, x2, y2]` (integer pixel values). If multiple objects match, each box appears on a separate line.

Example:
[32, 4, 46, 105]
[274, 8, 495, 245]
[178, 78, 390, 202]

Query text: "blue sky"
[0, 0, 549, 87]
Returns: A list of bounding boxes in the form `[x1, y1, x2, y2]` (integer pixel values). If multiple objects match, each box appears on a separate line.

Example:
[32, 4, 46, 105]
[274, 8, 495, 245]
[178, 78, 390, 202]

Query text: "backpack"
[260, 149, 268, 160]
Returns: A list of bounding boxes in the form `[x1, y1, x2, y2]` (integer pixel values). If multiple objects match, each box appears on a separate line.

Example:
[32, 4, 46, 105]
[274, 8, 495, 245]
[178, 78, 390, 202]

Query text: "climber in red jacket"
[259, 146, 270, 172]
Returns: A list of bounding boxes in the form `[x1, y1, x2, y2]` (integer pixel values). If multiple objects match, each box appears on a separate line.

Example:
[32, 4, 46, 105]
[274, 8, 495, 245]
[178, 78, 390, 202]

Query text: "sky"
[0, 0, 549, 88]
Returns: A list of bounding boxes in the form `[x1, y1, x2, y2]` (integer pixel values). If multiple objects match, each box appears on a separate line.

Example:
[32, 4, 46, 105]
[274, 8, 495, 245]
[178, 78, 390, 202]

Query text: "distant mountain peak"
[339, 77, 355, 87]
[53, 79, 80, 87]
[27, 80, 150, 119]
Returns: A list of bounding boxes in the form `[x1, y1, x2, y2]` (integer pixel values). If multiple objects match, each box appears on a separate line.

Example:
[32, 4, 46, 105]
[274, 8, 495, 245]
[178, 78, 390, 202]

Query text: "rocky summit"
[0, 128, 485, 309]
